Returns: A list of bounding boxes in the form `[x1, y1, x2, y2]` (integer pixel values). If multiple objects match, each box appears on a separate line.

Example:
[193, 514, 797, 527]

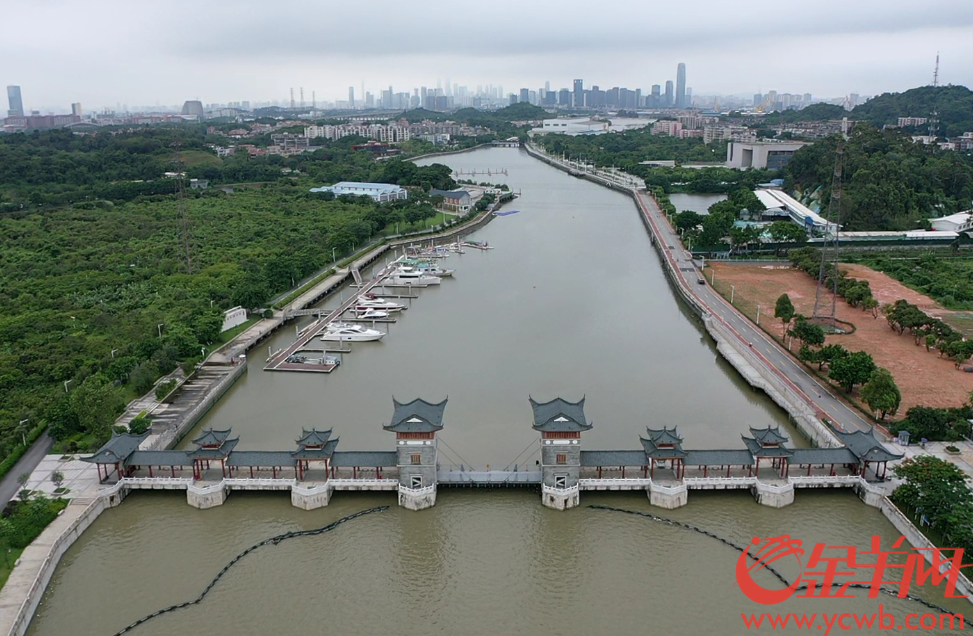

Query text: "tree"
[893, 456, 972, 533]
[788, 315, 826, 348]
[815, 343, 848, 370]
[69, 374, 126, 442]
[674, 210, 703, 234]
[767, 221, 807, 254]
[860, 367, 901, 420]
[828, 350, 877, 392]
[51, 470, 65, 490]
[775, 294, 795, 337]
[861, 296, 879, 318]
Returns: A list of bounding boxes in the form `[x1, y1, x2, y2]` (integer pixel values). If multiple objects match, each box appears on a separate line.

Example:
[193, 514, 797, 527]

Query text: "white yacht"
[354, 297, 405, 312]
[320, 323, 385, 342]
[389, 266, 441, 286]
[355, 308, 389, 320]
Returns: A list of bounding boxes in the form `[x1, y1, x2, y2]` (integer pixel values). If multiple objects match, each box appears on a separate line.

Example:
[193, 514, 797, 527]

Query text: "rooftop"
[384, 397, 447, 433]
[529, 396, 592, 433]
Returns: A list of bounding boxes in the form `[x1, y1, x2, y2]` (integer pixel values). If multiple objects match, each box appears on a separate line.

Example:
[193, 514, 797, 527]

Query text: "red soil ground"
[709, 262, 973, 414]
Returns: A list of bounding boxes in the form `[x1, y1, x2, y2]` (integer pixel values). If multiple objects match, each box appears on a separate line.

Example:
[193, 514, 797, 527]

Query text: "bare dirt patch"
[709, 262, 973, 414]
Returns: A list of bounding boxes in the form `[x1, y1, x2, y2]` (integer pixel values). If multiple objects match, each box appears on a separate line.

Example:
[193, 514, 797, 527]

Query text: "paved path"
[0, 433, 54, 506]
[633, 190, 874, 433]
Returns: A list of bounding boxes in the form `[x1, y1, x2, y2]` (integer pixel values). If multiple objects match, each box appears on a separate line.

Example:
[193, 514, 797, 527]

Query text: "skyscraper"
[520, 88, 530, 104]
[664, 81, 674, 108]
[675, 63, 686, 108]
[348, 86, 355, 108]
[71, 103, 82, 117]
[7, 85, 24, 117]
[573, 79, 583, 109]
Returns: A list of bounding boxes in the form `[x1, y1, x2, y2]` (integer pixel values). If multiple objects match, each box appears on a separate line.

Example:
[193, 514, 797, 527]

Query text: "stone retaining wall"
[147, 361, 248, 451]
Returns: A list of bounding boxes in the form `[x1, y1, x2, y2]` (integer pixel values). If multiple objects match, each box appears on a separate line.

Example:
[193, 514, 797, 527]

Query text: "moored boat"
[320, 323, 385, 342]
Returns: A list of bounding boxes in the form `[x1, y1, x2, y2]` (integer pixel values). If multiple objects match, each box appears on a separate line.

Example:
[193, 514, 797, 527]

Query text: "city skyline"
[2, 0, 971, 111]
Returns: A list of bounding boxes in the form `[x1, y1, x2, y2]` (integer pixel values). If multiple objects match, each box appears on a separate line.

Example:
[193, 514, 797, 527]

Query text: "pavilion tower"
[530, 396, 591, 510]
[384, 397, 447, 510]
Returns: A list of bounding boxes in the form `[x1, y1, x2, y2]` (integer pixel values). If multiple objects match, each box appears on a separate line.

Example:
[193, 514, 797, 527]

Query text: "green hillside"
[851, 85, 973, 137]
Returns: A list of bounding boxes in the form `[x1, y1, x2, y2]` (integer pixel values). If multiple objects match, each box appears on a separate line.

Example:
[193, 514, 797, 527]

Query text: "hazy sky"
[4, 0, 972, 111]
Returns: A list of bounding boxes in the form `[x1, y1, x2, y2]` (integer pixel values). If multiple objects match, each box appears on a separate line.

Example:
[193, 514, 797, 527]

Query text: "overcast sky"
[4, 0, 972, 112]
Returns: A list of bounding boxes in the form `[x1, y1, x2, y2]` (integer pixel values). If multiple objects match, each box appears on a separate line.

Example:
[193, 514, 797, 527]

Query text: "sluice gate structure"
[84, 396, 899, 512]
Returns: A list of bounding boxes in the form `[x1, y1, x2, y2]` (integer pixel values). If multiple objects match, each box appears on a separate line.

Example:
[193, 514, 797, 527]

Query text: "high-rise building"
[348, 87, 355, 108]
[520, 88, 529, 104]
[753, 93, 763, 107]
[558, 88, 571, 106]
[664, 81, 674, 108]
[651, 85, 661, 108]
[71, 103, 82, 117]
[7, 85, 24, 117]
[685, 87, 692, 107]
[573, 79, 583, 109]
[675, 63, 686, 108]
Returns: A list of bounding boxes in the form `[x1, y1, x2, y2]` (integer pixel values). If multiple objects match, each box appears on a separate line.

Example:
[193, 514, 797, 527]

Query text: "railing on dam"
[437, 469, 542, 485]
[579, 478, 652, 490]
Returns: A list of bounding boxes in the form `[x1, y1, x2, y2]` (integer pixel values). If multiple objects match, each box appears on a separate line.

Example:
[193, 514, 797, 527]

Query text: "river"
[25, 148, 967, 635]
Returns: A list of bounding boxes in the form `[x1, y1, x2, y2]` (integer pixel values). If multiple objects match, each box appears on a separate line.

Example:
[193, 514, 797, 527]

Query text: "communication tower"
[811, 118, 849, 329]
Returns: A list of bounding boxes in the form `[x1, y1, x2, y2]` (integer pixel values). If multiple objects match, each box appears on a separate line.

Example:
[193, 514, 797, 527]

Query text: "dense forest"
[784, 123, 973, 230]
[851, 85, 973, 137]
[0, 126, 457, 460]
[0, 128, 462, 209]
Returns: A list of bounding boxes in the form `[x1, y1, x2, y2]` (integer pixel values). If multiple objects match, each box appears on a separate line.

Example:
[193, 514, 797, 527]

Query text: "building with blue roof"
[309, 181, 408, 202]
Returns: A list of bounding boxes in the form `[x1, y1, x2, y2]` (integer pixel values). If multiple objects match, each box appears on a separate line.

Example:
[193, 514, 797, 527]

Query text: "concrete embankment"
[0, 488, 126, 636]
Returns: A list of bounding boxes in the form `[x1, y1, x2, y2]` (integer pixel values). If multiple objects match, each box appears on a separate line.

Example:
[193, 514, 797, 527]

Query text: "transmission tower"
[933, 52, 940, 87]
[811, 118, 849, 329]
[176, 171, 195, 275]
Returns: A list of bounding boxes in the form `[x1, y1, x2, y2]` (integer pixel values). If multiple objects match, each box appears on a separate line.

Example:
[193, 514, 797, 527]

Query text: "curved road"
[634, 190, 873, 434]
[0, 432, 54, 505]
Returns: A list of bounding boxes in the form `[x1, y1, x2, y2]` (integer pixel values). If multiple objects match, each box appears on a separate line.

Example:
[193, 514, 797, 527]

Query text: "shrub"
[155, 379, 178, 401]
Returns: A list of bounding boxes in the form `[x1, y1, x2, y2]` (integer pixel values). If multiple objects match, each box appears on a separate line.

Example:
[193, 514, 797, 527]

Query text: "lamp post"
[157, 323, 164, 338]
[19, 419, 28, 446]
[756, 305, 761, 325]
[332, 247, 337, 263]
[111, 349, 119, 359]
[730, 285, 736, 305]
[64, 380, 72, 393]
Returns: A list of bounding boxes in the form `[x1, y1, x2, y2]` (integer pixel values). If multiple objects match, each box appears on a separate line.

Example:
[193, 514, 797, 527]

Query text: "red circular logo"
[736, 536, 805, 605]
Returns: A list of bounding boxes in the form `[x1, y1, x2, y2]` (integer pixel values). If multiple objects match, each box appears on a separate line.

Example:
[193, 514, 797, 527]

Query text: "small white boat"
[320, 323, 385, 342]
[356, 308, 389, 320]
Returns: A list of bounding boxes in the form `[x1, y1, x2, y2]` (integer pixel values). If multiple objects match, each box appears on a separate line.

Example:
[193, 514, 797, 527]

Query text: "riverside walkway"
[524, 143, 873, 437]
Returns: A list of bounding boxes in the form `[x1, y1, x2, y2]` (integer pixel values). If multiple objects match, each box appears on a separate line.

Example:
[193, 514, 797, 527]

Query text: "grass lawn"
[380, 212, 452, 236]
[170, 150, 223, 168]
[0, 547, 25, 589]
[216, 317, 261, 345]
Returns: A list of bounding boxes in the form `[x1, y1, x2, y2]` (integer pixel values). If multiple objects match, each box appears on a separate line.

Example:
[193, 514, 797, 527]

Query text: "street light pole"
[111, 349, 119, 359]
[730, 285, 735, 305]
[19, 419, 28, 446]
[64, 380, 72, 393]
[157, 323, 164, 338]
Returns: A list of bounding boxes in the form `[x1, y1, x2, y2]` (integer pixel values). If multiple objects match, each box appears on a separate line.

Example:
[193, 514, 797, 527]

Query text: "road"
[0, 432, 54, 505]
[634, 190, 873, 433]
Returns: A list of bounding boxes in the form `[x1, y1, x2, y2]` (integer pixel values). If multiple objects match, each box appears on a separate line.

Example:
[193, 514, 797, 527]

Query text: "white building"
[221, 307, 248, 332]
[530, 118, 609, 136]
[754, 188, 836, 235]
[309, 182, 408, 202]
[930, 211, 973, 234]
[726, 141, 807, 170]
